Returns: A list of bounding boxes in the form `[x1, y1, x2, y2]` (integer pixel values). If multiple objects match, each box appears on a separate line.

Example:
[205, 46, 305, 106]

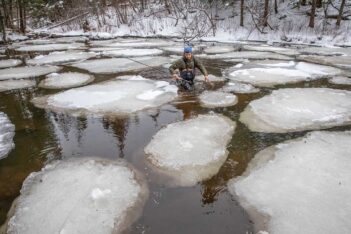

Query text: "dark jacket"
[169, 56, 208, 76]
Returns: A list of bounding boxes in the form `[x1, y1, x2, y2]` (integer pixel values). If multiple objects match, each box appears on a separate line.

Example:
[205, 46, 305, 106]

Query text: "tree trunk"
[309, 0, 316, 28]
[240, 0, 244, 26]
[301, 0, 306, 6]
[274, 0, 278, 14]
[316, 0, 322, 8]
[263, 0, 269, 27]
[336, 0, 346, 26]
[0, 9, 6, 42]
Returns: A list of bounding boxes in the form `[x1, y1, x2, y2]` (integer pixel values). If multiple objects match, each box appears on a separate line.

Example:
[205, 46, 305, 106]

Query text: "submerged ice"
[145, 114, 236, 187]
[6, 159, 148, 234]
[0, 112, 15, 159]
[39, 72, 94, 89]
[228, 131, 351, 234]
[240, 88, 351, 133]
[32, 76, 177, 116]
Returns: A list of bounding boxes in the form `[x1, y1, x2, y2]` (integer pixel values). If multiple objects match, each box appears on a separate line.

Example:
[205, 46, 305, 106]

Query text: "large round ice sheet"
[0, 112, 15, 159]
[0, 66, 61, 80]
[199, 91, 238, 108]
[228, 131, 351, 234]
[6, 159, 148, 234]
[240, 88, 351, 132]
[145, 114, 236, 186]
[39, 72, 94, 89]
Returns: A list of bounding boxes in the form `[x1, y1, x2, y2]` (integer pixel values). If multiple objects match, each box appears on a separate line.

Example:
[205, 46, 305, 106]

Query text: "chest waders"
[178, 68, 195, 91]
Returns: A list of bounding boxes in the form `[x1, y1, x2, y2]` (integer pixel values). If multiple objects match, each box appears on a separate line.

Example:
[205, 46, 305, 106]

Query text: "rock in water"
[145, 114, 236, 187]
[32, 76, 178, 116]
[6, 159, 148, 234]
[39, 72, 94, 89]
[0, 112, 15, 159]
[228, 131, 351, 234]
[240, 88, 351, 133]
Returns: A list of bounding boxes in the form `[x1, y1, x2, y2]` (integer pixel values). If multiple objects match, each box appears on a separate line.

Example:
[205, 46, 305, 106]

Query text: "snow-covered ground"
[228, 131, 351, 234]
[0, 112, 15, 159]
[145, 114, 235, 187]
[32, 76, 178, 116]
[240, 88, 351, 133]
[6, 159, 148, 234]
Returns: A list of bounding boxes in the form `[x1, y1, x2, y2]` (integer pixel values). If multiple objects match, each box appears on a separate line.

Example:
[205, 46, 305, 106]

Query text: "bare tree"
[240, 0, 244, 26]
[0, 9, 6, 42]
[263, 0, 269, 27]
[309, 0, 316, 28]
[316, 0, 322, 8]
[336, 0, 346, 26]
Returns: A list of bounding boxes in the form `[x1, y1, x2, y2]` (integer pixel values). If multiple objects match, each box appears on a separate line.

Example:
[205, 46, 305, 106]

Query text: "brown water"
[0, 40, 350, 234]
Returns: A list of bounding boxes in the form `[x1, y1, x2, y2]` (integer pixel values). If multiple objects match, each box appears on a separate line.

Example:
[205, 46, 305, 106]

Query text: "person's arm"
[194, 58, 209, 82]
[169, 60, 181, 80]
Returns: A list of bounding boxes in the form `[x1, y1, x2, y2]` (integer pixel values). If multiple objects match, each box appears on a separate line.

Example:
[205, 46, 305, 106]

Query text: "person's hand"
[172, 74, 181, 80]
[204, 75, 209, 83]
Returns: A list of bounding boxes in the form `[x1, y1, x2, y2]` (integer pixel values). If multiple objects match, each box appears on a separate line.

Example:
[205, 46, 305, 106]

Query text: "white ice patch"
[298, 55, 351, 70]
[194, 74, 226, 82]
[102, 48, 163, 57]
[39, 72, 94, 89]
[240, 88, 351, 133]
[204, 46, 235, 54]
[228, 131, 351, 234]
[222, 82, 260, 93]
[27, 51, 96, 65]
[0, 79, 36, 92]
[242, 45, 299, 56]
[299, 46, 351, 56]
[254, 60, 295, 67]
[70, 56, 171, 74]
[145, 114, 236, 187]
[6, 159, 148, 234]
[16, 43, 84, 52]
[32, 77, 178, 116]
[199, 91, 238, 108]
[103, 40, 171, 48]
[0, 59, 22, 69]
[0, 112, 15, 159]
[295, 62, 341, 76]
[197, 51, 291, 61]
[329, 76, 351, 85]
[0, 66, 62, 80]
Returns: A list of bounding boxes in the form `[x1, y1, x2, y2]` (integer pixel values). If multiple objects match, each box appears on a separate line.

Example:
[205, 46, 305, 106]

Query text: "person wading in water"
[169, 46, 209, 91]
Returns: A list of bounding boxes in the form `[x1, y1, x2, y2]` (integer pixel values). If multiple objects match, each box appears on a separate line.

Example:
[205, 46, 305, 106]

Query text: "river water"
[0, 38, 350, 234]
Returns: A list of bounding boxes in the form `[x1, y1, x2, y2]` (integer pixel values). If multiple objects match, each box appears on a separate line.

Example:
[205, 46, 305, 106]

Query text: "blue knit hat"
[184, 46, 192, 53]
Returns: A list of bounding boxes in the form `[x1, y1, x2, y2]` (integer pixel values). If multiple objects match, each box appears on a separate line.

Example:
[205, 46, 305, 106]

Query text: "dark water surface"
[0, 39, 350, 234]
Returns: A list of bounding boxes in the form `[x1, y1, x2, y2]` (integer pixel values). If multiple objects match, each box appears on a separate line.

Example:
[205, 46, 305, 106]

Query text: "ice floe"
[197, 51, 292, 61]
[222, 82, 260, 93]
[39, 72, 94, 89]
[252, 60, 296, 67]
[161, 46, 199, 54]
[204, 46, 236, 54]
[102, 48, 163, 57]
[299, 55, 351, 70]
[329, 76, 351, 85]
[16, 43, 84, 52]
[71, 56, 171, 74]
[6, 159, 148, 234]
[145, 114, 236, 187]
[228, 131, 351, 234]
[0, 66, 62, 80]
[32, 76, 177, 116]
[242, 45, 299, 56]
[227, 62, 341, 87]
[299, 46, 351, 56]
[0, 112, 15, 159]
[240, 88, 351, 133]
[194, 74, 226, 82]
[0, 79, 36, 92]
[103, 40, 171, 48]
[27, 51, 97, 65]
[199, 91, 238, 108]
[0, 59, 22, 69]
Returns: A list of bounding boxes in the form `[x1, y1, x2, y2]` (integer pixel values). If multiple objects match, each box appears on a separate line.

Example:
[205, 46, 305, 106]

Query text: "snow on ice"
[27, 51, 97, 65]
[199, 91, 238, 108]
[240, 88, 351, 133]
[102, 48, 163, 57]
[0, 80, 36, 92]
[32, 76, 178, 116]
[0, 112, 15, 159]
[6, 159, 148, 234]
[228, 131, 351, 234]
[70, 56, 171, 74]
[0, 59, 22, 69]
[16, 43, 85, 52]
[39, 72, 94, 89]
[0, 66, 62, 80]
[145, 114, 236, 187]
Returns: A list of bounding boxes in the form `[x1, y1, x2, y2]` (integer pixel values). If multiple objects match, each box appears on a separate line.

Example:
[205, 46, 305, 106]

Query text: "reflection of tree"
[52, 112, 74, 141]
[104, 117, 130, 158]
[75, 117, 88, 147]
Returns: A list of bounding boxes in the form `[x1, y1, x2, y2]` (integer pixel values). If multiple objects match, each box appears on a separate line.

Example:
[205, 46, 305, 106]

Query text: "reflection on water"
[0, 39, 350, 233]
